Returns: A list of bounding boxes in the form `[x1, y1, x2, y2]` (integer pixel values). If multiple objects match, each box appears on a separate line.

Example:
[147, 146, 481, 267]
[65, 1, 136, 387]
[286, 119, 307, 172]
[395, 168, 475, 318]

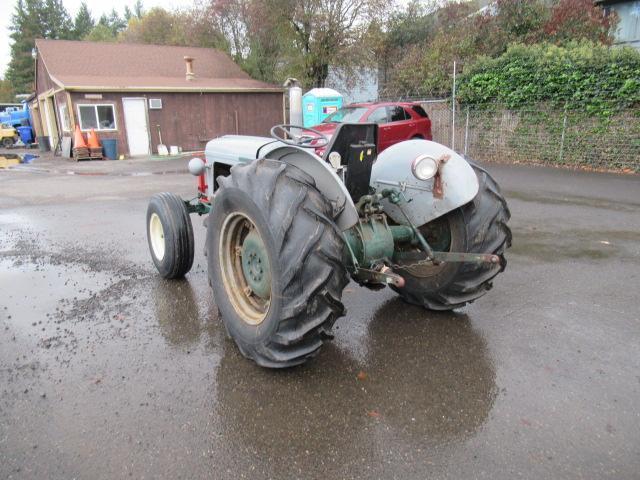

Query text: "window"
[367, 107, 388, 124]
[77, 104, 117, 131]
[149, 98, 162, 109]
[411, 105, 429, 118]
[58, 104, 70, 131]
[322, 106, 368, 124]
[389, 106, 410, 122]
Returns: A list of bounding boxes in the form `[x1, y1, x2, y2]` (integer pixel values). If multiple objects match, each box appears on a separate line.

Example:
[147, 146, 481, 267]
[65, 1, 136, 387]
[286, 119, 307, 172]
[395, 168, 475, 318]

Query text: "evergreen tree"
[124, 5, 133, 22]
[133, 0, 144, 20]
[41, 0, 73, 39]
[107, 8, 127, 36]
[6, 0, 46, 93]
[73, 2, 94, 40]
[0, 78, 16, 103]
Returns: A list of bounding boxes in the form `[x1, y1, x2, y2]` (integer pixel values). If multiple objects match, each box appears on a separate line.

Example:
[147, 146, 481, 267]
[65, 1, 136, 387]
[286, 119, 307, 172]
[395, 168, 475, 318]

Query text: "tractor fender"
[261, 145, 359, 230]
[204, 136, 358, 231]
[370, 140, 479, 227]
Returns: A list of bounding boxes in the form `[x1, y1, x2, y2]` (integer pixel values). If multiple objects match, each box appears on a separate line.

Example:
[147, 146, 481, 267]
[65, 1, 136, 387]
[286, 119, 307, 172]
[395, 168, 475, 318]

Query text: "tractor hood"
[204, 135, 281, 165]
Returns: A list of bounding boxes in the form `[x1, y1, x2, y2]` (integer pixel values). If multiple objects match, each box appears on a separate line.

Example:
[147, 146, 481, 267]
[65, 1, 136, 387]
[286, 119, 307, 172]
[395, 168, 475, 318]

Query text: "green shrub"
[458, 42, 640, 116]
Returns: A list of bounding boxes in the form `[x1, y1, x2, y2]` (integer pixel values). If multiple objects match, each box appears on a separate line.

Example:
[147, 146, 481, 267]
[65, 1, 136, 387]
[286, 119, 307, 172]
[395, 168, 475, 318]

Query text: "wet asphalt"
[1, 156, 639, 479]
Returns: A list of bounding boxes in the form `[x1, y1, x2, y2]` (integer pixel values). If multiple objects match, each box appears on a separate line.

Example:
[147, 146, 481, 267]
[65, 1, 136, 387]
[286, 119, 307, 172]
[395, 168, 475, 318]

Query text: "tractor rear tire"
[392, 163, 511, 310]
[208, 159, 349, 368]
[146, 192, 194, 279]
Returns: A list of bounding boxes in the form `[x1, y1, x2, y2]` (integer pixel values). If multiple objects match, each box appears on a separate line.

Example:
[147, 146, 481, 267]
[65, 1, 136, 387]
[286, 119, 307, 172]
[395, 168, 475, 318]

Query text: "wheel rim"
[219, 212, 271, 325]
[149, 213, 166, 261]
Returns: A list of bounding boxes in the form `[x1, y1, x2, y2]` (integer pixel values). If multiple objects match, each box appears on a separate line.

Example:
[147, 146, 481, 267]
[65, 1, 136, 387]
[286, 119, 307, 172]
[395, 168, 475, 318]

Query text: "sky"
[0, 0, 181, 78]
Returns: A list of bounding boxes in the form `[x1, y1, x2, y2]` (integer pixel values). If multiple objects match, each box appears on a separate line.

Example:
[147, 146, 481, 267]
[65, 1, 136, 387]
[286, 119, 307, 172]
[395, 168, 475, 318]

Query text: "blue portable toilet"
[302, 88, 343, 127]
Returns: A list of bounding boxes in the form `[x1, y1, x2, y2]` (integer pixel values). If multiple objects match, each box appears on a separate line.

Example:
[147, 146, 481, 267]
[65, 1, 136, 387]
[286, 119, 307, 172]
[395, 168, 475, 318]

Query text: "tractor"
[146, 123, 511, 368]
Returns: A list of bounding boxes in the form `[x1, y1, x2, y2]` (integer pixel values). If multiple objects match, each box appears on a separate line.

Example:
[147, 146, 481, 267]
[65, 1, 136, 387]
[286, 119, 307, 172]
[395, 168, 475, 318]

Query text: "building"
[598, 0, 640, 49]
[31, 39, 284, 157]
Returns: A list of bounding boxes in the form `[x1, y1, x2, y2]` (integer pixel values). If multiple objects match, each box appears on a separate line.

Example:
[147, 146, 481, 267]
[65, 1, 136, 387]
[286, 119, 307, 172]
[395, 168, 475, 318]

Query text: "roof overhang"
[63, 85, 284, 94]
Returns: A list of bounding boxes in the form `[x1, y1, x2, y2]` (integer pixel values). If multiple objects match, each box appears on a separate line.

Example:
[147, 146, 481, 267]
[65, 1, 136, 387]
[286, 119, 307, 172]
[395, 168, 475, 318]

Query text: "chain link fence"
[416, 100, 640, 172]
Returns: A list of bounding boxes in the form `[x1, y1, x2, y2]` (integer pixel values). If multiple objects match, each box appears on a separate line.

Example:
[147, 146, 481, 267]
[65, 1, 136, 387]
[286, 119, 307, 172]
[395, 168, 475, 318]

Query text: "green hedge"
[458, 42, 640, 116]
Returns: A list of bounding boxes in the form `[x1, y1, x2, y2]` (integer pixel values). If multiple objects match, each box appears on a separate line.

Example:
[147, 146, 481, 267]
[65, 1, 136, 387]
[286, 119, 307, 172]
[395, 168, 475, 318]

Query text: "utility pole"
[451, 61, 457, 151]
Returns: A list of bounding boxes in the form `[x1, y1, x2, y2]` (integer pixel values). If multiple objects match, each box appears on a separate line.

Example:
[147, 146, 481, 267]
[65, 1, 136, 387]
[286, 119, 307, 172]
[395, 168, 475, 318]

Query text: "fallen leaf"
[357, 371, 367, 381]
[367, 410, 381, 418]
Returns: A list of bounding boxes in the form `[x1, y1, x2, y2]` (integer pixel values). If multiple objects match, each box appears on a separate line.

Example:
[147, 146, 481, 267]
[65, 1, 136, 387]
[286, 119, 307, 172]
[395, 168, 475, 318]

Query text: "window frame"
[58, 104, 71, 132]
[388, 105, 410, 123]
[76, 103, 118, 132]
[366, 106, 389, 125]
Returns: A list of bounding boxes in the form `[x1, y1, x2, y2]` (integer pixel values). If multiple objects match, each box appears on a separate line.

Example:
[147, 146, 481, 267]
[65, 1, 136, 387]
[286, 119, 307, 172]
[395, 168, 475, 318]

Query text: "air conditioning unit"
[149, 98, 162, 110]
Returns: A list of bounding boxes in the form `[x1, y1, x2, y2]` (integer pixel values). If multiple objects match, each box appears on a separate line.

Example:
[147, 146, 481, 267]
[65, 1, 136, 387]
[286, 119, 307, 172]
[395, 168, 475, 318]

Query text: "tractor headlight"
[411, 155, 438, 180]
[188, 157, 206, 176]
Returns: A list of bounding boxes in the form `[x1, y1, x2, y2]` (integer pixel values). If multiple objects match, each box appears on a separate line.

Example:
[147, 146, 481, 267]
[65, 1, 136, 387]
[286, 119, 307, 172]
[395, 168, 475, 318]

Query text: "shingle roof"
[35, 39, 281, 92]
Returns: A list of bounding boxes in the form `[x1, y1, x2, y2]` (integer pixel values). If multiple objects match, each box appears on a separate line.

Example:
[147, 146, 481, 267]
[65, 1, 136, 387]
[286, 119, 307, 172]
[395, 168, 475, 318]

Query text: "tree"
[84, 23, 117, 42]
[107, 8, 128, 36]
[41, 0, 73, 39]
[120, 7, 227, 50]
[73, 2, 94, 40]
[266, 0, 387, 87]
[0, 78, 16, 103]
[544, 0, 616, 45]
[133, 0, 144, 19]
[6, 0, 46, 93]
[493, 0, 549, 42]
[370, 0, 438, 87]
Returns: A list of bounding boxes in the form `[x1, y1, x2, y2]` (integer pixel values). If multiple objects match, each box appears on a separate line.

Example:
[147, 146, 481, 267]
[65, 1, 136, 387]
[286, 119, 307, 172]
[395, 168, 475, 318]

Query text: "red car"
[311, 101, 433, 153]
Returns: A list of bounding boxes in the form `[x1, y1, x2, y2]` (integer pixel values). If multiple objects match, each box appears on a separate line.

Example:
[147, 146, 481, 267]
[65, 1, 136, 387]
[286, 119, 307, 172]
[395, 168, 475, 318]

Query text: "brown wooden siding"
[68, 91, 284, 157]
[70, 92, 129, 155]
[145, 92, 284, 152]
[36, 57, 58, 95]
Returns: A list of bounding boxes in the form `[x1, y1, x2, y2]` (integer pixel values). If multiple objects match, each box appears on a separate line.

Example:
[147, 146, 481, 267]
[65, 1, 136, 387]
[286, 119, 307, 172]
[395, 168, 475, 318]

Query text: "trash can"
[17, 126, 33, 144]
[102, 139, 118, 160]
[302, 88, 343, 127]
[37, 136, 50, 152]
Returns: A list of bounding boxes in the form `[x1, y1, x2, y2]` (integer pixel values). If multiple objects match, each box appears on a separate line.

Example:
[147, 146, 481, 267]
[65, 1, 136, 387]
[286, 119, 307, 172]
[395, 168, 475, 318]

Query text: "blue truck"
[0, 103, 30, 128]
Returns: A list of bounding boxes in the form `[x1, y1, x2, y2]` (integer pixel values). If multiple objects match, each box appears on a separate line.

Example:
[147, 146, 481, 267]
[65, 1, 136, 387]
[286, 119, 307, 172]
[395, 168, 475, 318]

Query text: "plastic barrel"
[17, 126, 33, 144]
[37, 136, 50, 152]
[102, 139, 118, 160]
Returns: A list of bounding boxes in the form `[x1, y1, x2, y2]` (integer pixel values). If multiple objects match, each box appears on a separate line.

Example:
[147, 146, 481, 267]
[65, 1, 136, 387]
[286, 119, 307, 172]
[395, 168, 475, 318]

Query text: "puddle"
[0, 153, 38, 169]
[0, 258, 114, 336]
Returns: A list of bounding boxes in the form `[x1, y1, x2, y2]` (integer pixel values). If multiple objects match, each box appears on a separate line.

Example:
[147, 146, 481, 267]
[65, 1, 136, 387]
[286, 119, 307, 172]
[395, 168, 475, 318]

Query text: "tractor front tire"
[208, 159, 349, 368]
[146, 193, 194, 279]
[392, 163, 511, 310]
[2, 137, 14, 148]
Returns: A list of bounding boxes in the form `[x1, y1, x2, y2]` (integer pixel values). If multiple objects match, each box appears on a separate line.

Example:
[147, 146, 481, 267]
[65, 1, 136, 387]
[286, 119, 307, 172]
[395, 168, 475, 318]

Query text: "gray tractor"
[146, 124, 511, 368]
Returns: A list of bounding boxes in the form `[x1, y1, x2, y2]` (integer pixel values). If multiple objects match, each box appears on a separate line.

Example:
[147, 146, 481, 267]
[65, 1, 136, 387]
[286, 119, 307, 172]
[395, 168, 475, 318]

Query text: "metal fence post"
[464, 107, 470, 157]
[559, 101, 568, 163]
[451, 61, 457, 151]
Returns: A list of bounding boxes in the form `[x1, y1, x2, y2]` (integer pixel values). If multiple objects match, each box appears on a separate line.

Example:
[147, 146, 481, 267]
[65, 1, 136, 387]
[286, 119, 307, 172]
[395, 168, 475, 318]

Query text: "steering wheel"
[270, 124, 329, 148]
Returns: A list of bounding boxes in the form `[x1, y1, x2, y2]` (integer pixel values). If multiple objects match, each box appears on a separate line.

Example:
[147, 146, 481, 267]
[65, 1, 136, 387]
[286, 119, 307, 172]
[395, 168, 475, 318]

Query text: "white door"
[43, 99, 55, 146]
[122, 98, 150, 156]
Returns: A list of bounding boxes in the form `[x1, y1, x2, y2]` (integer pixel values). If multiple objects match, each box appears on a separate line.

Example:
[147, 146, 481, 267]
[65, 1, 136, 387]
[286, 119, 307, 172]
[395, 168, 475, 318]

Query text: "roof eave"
[64, 85, 284, 93]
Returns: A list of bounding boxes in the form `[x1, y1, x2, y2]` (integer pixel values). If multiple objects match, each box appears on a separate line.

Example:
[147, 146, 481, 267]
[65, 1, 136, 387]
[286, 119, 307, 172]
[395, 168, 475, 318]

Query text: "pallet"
[73, 147, 103, 161]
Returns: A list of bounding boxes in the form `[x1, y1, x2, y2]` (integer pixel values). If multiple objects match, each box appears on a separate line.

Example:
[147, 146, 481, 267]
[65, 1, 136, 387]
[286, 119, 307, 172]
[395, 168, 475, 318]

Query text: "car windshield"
[322, 107, 367, 124]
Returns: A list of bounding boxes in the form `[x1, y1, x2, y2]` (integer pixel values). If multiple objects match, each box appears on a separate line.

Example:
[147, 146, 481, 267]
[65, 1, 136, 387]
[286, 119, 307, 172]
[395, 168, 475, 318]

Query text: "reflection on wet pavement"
[213, 298, 496, 477]
[2, 163, 639, 479]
